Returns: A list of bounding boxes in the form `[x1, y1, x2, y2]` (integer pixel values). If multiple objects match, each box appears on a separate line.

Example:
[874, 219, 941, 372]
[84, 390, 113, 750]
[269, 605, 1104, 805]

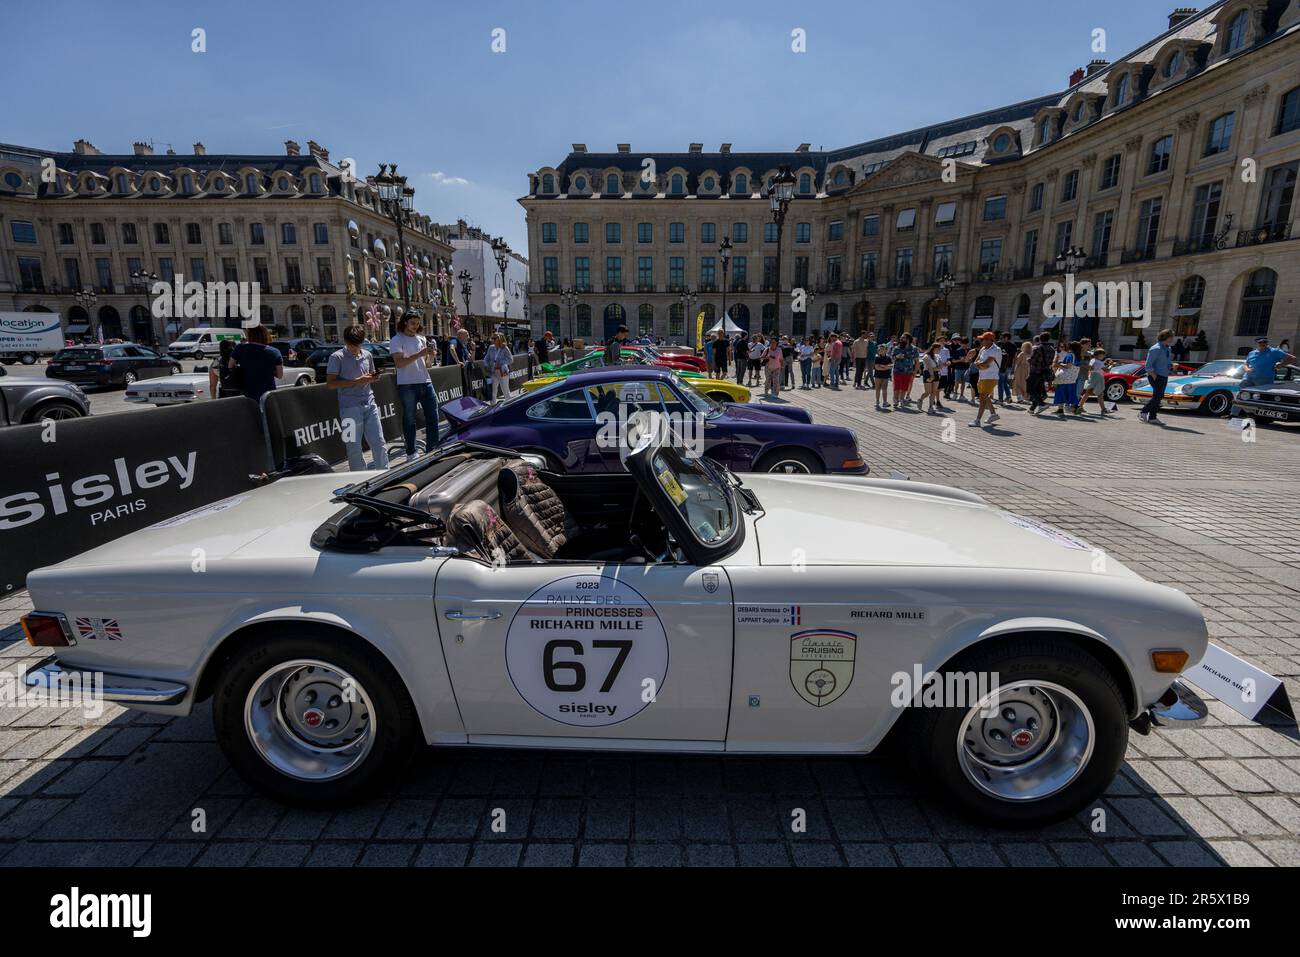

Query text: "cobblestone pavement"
[2, 379, 1298, 867]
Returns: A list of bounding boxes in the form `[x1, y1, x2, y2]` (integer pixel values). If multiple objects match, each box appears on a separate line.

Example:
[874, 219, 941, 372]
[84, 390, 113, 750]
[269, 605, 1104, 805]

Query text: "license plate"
[1253, 408, 1289, 419]
[65, 364, 85, 371]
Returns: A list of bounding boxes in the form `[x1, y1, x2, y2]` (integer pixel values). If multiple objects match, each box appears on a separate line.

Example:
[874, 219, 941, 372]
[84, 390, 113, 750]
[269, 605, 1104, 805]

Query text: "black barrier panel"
[0, 397, 269, 593]
[261, 373, 402, 468]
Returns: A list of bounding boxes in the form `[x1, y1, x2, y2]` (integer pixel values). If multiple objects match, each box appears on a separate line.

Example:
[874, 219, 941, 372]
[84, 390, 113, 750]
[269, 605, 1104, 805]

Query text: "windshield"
[1112, 362, 1142, 375]
[1192, 360, 1243, 378]
[174, 331, 202, 342]
[649, 449, 735, 546]
[668, 375, 723, 417]
[56, 348, 101, 360]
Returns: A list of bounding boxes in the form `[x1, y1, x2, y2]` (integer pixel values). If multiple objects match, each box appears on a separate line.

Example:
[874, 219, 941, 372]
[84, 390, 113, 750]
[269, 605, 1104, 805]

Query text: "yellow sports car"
[523, 369, 750, 403]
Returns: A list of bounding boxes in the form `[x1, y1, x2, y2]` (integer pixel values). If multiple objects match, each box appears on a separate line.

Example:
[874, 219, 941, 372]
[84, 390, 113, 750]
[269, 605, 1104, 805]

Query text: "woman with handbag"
[1051, 340, 1081, 416]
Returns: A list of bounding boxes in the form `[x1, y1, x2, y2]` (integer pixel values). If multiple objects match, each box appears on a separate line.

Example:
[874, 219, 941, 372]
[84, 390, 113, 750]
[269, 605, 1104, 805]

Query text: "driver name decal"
[505, 575, 669, 727]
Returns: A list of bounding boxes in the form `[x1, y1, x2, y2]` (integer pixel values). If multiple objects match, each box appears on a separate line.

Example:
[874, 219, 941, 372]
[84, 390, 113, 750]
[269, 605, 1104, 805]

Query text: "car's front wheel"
[213, 631, 420, 806]
[19, 353, 37, 365]
[756, 448, 823, 474]
[1104, 380, 1127, 403]
[1202, 391, 1232, 416]
[907, 638, 1128, 827]
[27, 400, 85, 423]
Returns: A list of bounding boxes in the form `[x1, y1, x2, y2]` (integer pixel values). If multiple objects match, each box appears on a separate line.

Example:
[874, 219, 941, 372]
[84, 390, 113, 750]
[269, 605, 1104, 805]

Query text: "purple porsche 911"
[440, 367, 868, 475]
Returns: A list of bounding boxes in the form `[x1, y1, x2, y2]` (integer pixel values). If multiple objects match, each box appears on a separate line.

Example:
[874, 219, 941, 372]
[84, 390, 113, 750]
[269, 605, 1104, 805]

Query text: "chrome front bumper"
[1129, 679, 1208, 734]
[24, 656, 189, 706]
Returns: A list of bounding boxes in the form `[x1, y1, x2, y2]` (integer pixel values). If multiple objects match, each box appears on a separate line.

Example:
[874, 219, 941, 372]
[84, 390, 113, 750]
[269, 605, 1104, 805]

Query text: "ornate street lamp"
[1054, 246, 1087, 275]
[936, 272, 956, 298]
[718, 236, 732, 337]
[768, 166, 797, 337]
[492, 237, 511, 334]
[373, 163, 416, 335]
[679, 287, 698, 345]
[129, 270, 159, 341]
[561, 286, 579, 343]
[458, 268, 472, 330]
[74, 287, 97, 339]
[302, 285, 317, 339]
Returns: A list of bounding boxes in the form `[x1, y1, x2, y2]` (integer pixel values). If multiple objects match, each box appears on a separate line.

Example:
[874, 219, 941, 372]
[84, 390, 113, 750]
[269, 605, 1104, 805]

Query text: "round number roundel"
[505, 575, 669, 727]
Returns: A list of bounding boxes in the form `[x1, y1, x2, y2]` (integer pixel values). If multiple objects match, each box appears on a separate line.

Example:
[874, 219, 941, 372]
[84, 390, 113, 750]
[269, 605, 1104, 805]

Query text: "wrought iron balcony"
[1236, 222, 1293, 247]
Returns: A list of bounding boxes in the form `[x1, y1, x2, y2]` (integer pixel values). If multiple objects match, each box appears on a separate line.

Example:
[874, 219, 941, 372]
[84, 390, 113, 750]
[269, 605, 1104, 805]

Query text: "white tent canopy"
[707, 315, 745, 334]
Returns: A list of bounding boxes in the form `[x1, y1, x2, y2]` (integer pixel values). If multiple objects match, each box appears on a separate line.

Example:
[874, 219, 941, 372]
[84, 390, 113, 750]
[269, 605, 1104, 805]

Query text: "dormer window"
[115, 174, 128, 193]
[245, 173, 258, 194]
[574, 175, 587, 191]
[1040, 117, 1053, 143]
[181, 174, 194, 194]
[798, 172, 811, 193]
[1225, 9, 1248, 53]
[541, 173, 555, 194]
[993, 133, 1012, 153]
[833, 169, 847, 187]
[606, 174, 619, 194]
[1114, 74, 1130, 108]
[670, 174, 684, 194]
[1073, 101, 1086, 122]
[309, 174, 322, 193]
[212, 177, 225, 192]
[1164, 49, 1182, 78]
[734, 173, 748, 194]
[702, 176, 715, 192]
[278, 177, 289, 191]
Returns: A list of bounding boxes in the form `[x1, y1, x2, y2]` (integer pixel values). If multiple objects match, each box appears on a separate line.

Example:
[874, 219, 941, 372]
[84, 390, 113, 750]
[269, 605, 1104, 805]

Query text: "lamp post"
[492, 237, 511, 336]
[768, 166, 797, 337]
[373, 163, 415, 336]
[1054, 246, 1087, 339]
[74, 287, 97, 341]
[936, 272, 955, 339]
[678, 288, 698, 346]
[458, 268, 472, 332]
[301, 285, 317, 339]
[561, 286, 579, 344]
[129, 269, 159, 343]
[718, 236, 732, 338]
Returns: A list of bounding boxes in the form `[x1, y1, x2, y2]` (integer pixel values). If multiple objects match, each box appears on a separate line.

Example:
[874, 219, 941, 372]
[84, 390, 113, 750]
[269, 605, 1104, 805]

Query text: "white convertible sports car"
[123, 366, 315, 406]
[21, 429, 1209, 825]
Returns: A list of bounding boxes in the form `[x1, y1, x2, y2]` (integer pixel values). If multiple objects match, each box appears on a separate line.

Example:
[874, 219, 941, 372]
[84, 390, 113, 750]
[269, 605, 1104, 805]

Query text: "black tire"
[122, 371, 137, 385]
[170, 363, 183, 374]
[1103, 380, 1127, 403]
[755, 448, 824, 474]
[0, 358, 15, 366]
[26, 400, 85, 423]
[1202, 391, 1232, 416]
[212, 630, 420, 806]
[905, 637, 1128, 827]
[19, 353, 37, 366]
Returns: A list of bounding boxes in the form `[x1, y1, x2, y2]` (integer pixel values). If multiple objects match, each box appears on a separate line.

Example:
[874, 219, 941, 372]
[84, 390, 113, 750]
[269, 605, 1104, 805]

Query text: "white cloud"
[428, 170, 470, 187]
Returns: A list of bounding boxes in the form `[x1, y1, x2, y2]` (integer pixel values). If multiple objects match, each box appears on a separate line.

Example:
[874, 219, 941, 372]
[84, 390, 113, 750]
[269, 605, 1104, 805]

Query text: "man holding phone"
[327, 324, 390, 471]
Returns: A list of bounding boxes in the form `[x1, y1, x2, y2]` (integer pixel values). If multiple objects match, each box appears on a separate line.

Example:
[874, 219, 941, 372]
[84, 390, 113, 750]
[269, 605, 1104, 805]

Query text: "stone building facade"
[0, 138, 456, 343]
[522, 2, 1299, 358]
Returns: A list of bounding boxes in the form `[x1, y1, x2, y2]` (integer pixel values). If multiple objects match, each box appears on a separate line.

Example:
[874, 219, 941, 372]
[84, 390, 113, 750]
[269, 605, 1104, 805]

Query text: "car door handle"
[444, 609, 502, 621]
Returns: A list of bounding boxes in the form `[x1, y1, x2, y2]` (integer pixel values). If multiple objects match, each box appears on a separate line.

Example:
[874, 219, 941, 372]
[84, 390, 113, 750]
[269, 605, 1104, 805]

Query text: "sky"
[4, 0, 1195, 252]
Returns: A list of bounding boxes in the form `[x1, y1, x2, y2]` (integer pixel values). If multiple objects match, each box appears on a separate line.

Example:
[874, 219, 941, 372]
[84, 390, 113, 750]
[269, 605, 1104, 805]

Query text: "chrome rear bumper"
[24, 656, 189, 706]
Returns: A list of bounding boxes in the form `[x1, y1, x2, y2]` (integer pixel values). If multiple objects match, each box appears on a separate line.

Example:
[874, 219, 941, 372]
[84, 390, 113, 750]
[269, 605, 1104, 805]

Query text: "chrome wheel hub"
[769, 460, 810, 474]
[957, 681, 1094, 802]
[244, 659, 375, 781]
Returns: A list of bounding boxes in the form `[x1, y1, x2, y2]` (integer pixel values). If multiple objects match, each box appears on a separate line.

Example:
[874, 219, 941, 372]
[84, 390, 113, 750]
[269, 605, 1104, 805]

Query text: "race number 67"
[543, 639, 632, 693]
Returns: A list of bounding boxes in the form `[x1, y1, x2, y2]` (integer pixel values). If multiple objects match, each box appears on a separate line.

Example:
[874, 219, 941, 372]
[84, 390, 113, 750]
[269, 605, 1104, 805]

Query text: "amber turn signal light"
[842, 459, 866, 470]
[21, 613, 72, 648]
[1150, 649, 1190, 674]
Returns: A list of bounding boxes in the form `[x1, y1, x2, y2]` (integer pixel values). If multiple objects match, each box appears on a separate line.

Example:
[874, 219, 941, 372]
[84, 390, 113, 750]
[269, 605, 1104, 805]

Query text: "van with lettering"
[167, 327, 246, 360]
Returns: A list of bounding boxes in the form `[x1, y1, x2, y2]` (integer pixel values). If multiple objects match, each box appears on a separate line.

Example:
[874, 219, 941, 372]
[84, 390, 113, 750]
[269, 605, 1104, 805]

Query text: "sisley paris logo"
[151, 274, 261, 328]
[0, 452, 198, 530]
[50, 887, 151, 937]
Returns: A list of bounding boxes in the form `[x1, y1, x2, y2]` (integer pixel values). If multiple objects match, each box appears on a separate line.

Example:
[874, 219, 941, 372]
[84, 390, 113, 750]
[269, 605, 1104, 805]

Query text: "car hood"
[126, 373, 206, 390]
[31, 474, 368, 577]
[742, 474, 1138, 576]
[717, 402, 813, 425]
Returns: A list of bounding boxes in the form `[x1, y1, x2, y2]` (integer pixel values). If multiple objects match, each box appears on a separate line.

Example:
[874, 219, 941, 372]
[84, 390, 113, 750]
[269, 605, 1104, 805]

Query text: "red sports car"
[1100, 360, 1200, 403]
[624, 344, 708, 372]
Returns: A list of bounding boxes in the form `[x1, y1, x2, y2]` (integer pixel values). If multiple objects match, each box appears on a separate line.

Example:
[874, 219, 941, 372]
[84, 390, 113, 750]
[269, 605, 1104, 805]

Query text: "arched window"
[1114, 74, 1130, 108]
[1017, 294, 1031, 317]
[245, 173, 258, 194]
[181, 174, 194, 194]
[670, 174, 684, 195]
[1040, 117, 1053, 144]
[833, 169, 847, 187]
[1178, 275, 1206, 309]
[575, 303, 592, 338]
[1236, 269, 1276, 337]
[1073, 101, 1085, 122]
[320, 305, 338, 338]
[607, 174, 620, 195]
[541, 174, 555, 194]
[544, 303, 561, 336]
[115, 173, 128, 193]
[1164, 49, 1182, 78]
[668, 303, 685, 338]
[761, 302, 777, 335]
[309, 174, 322, 193]
[1225, 9, 1248, 53]
[638, 303, 654, 336]
[288, 304, 305, 333]
[974, 295, 996, 319]
[798, 173, 811, 193]
[734, 173, 747, 194]
[260, 304, 274, 326]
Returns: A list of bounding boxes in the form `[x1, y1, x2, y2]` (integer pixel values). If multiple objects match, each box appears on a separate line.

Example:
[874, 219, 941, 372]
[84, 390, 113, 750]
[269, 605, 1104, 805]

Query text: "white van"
[167, 327, 247, 359]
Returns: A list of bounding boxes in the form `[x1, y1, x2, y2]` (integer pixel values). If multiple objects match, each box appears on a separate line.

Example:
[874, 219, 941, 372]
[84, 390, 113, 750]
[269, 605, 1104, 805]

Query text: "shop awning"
[1171, 307, 1200, 317]
[1040, 316, 1062, 330]
[971, 316, 993, 330]
[1011, 317, 1030, 331]
[65, 323, 89, 334]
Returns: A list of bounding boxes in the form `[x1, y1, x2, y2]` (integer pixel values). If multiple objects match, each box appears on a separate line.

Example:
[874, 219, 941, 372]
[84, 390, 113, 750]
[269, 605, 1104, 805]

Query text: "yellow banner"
[696, 311, 705, 352]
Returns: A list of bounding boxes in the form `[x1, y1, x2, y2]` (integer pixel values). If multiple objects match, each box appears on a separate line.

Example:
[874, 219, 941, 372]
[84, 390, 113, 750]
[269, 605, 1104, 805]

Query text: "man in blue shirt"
[1243, 336, 1296, 387]
[1140, 328, 1174, 423]
[230, 326, 282, 403]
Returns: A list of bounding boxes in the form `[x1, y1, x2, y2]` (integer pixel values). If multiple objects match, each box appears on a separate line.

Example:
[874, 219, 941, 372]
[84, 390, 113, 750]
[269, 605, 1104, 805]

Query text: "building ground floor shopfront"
[528, 243, 1297, 357]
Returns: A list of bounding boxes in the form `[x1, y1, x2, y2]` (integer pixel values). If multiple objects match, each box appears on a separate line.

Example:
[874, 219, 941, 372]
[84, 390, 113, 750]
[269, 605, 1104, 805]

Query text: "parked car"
[45, 343, 180, 388]
[0, 365, 89, 424]
[1099, 361, 1201, 403]
[623, 344, 709, 372]
[270, 337, 323, 367]
[166, 327, 247, 360]
[123, 364, 317, 405]
[536, 349, 750, 402]
[21, 431, 1208, 823]
[442, 367, 864, 475]
[1127, 359, 1245, 415]
[1232, 364, 1300, 425]
[308, 342, 395, 383]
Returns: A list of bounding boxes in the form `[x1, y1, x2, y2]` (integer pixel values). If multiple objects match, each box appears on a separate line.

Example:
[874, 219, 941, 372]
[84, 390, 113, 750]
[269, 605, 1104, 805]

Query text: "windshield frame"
[1191, 360, 1243, 379]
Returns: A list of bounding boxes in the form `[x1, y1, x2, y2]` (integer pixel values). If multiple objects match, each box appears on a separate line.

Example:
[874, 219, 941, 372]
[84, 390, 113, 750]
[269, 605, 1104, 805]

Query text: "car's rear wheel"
[1202, 391, 1232, 416]
[122, 371, 137, 385]
[170, 363, 183, 374]
[1104, 380, 1127, 403]
[756, 448, 823, 474]
[906, 638, 1128, 826]
[19, 353, 37, 366]
[27, 400, 84, 423]
[213, 632, 419, 806]
[295, 373, 312, 387]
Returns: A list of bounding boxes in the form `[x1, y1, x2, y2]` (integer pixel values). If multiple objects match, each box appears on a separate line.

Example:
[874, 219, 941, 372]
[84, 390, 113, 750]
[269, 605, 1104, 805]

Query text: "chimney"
[132, 142, 153, 156]
[616, 143, 630, 153]
[719, 143, 731, 154]
[284, 139, 301, 156]
[306, 140, 329, 161]
[689, 143, 703, 153]
[796, 143, 811, 153]
[72, 138, 100, 155]
[1086, 58, 1109, 76]
[572, 143, 587, 153]
[192, 142, 206, 155]
[1168, 7, 1197, 29]
[166, 147, 176, 155]
[1069, 67, 1086, 86]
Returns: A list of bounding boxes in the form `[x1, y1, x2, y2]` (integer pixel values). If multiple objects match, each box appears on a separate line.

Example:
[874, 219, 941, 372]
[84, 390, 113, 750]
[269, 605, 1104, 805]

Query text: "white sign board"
[0, 312, 65, 354]
[1183, 642, 1293, 721]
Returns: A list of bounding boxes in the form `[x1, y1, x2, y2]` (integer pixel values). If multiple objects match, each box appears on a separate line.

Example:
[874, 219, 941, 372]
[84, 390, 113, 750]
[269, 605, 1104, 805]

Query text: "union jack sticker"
[74, 617, 122, 641]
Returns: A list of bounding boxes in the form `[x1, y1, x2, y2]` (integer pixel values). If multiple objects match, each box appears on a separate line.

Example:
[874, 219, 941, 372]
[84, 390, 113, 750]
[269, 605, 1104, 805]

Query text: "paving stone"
[521, 843, 575, 866]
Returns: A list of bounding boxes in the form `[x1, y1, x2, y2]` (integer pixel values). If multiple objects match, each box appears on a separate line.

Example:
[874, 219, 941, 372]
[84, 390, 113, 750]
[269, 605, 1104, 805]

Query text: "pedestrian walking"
[486, 333, 513, 402]
[390, 314, 441, 458]
[327, 324, 390, 472]
[827, 334, 844, 389]
[1051, 340, 1081, 417]
[1013, 340, 1031, 403]
[920, 343, 942, 413]
[1027, 333, 1055, 413]
[798, 337, 814, 388]
[747, 335, 766, 386]
[811, 339, 825, 388]
[782, 337, 795, 388]
[764, 337, 783, 397]
[873, 346, 893, 408]
[891, 334, 919, 408]
[735, 332, 749, 385]
[712, 331, 730, 379]
[1079, 347, 1110, 415]
[996, 332, 1015, 405]
[1139, 329, 1174, 423]
[971, 331, 1002, 427]
[951, 337, 970, 402]
[604, 324, 628, 365]
[852, 331, 872, 389]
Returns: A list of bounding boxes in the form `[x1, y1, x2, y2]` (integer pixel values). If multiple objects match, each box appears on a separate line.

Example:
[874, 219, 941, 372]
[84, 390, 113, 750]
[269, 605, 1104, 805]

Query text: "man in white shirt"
[935, 338, 952, 411]
[971, 331, 1002, 427]
[390, 314, 441, 458]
